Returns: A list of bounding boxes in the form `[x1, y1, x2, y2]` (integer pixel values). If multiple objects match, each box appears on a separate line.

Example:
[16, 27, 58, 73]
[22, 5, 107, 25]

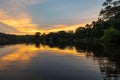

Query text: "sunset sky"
[0, 0, 104, 34]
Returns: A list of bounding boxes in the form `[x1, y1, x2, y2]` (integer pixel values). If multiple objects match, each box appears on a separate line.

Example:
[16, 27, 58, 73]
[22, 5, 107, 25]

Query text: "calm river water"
[0, 43, 119, 80]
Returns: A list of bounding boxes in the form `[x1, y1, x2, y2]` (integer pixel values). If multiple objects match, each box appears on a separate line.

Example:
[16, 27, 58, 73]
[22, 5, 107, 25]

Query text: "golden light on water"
[0, 44, 88, 70]
[0, 44, 87, 62]
[0, 45, 39, 61]
[0, 45, 39, 70]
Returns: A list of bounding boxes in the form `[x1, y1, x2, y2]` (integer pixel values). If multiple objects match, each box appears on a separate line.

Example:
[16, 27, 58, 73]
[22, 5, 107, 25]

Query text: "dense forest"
[0, 0, 120, 44]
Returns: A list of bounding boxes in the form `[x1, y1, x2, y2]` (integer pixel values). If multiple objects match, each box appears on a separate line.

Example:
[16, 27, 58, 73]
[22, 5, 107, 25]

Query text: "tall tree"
[100, 0, 120, 21]
[35, 32, 41, 41]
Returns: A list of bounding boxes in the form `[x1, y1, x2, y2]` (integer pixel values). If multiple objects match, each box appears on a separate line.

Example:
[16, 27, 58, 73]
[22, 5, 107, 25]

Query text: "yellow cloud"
[46, 24, 86, 33]
[0, 10, 42, 34]
[0, 10, 87, 35]
[0, 0, 93, 35]
[0, 0, 46, 34]
[0, 0, 88, 35]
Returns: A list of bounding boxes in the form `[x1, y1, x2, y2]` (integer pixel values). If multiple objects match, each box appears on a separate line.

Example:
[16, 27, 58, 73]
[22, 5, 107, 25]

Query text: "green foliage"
[96, 0, 120, 42]
[101, 27, 120, 41]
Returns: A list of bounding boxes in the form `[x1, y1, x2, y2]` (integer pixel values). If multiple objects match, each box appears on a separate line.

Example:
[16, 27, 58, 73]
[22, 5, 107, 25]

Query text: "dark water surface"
[0, 43, 119, 80]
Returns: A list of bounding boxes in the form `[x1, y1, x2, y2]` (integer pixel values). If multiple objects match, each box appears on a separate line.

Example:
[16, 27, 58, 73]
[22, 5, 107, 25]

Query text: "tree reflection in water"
[0, 42, 120, 80]
[93, 43, 120, 80]
[44, 42, 120, 80]
[95, 57, 120, 80]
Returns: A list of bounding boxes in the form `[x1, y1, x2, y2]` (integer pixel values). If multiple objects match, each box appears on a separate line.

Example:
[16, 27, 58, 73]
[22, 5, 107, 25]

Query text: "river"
[0, 43, 119, 80]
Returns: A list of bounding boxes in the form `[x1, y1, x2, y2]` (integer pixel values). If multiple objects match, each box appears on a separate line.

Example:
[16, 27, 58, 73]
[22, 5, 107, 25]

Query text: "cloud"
[34, 23, 87, 34]
[0, 0, 40, 16]
[0, 6, 86, 34]
[0, 10, 40, 34]
[0, 0, 93, 34]
[0, 0, 44, 34]
[0, 0, 40, 7]
[0, 22, 18, 33]
[45, 23, 87, 33]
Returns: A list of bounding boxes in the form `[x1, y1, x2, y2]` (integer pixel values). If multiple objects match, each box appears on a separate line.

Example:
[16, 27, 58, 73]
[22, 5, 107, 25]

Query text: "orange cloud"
[0, 10, 88, 35]
[0, 0, 46, 34]
[0, 10, 87, 35]
[0, 0, 89, 35]
[0, 0, 94, 35]
[46, 24, 86, 33]
[0, 10, 43, 34]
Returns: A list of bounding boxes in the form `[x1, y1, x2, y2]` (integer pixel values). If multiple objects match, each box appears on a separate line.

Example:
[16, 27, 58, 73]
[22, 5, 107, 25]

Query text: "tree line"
[0, 0, 120, 44]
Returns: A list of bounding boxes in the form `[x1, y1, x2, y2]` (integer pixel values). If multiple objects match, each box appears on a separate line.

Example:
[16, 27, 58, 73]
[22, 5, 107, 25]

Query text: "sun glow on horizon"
[0, 9, 90, 35]
[4, 23, 88, 35]
[0, 0, 101, 35]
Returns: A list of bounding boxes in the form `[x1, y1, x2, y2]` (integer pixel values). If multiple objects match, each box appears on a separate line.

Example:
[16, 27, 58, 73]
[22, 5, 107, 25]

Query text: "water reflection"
[93, 43, 120, 80]
[0, 43, 119, 80]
